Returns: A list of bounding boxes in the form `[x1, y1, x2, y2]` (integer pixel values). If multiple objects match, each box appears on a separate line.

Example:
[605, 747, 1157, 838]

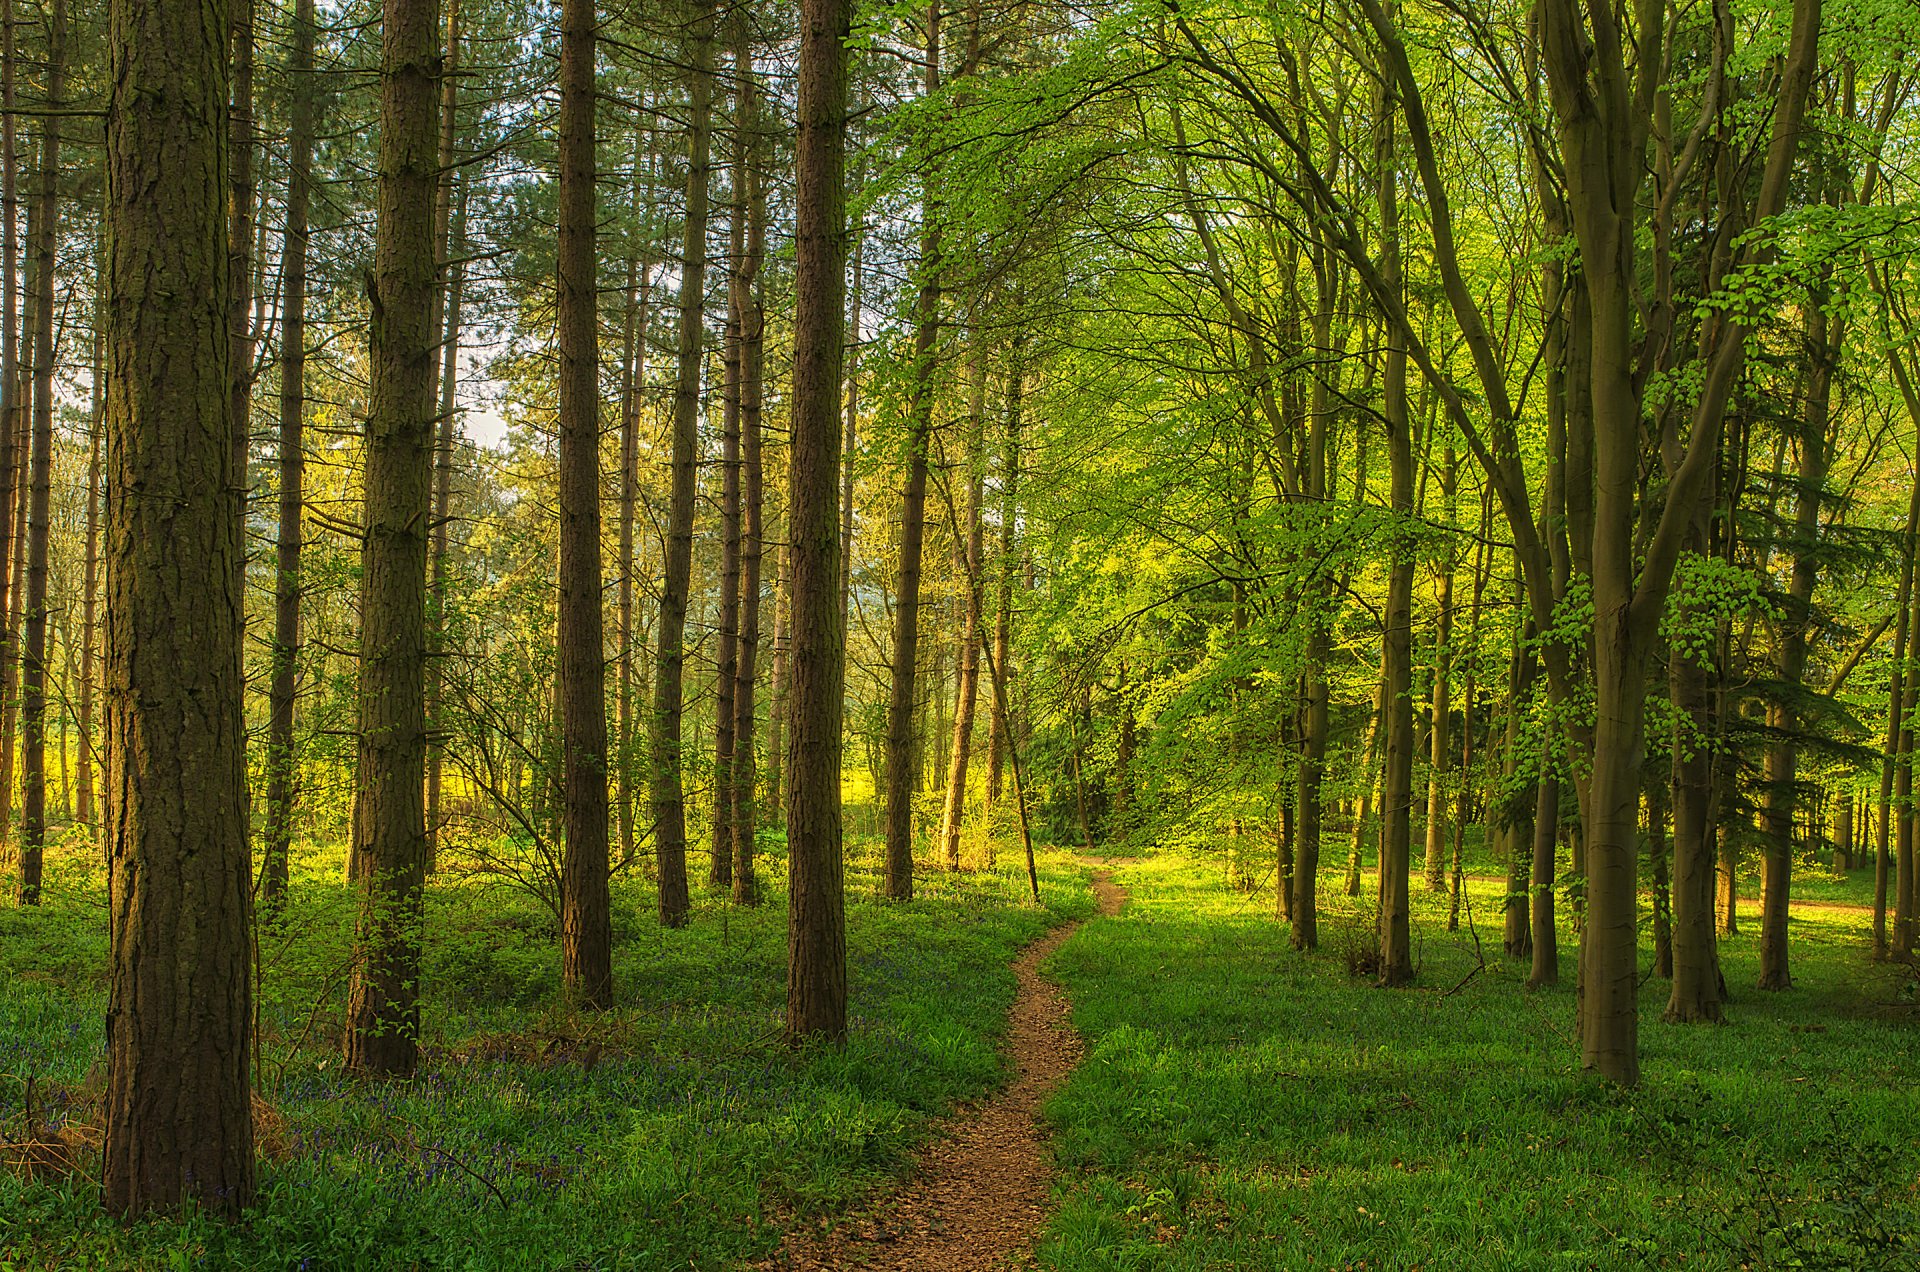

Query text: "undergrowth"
[0, 828, 1092, 1270]
[1039, 853, 1920, 1271]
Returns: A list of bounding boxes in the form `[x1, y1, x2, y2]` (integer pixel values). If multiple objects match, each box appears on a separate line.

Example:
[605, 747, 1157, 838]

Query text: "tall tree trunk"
[100, 0, 253, 1207]
[1874, 480, 1920, 958]
[652, 0, 716, 927]
[984, 340, 1021, 823]
[616, 131, 655, 874]
[18, 0, 63, 906]
[1758, 302, 1838, 990]
[343, 0, 440, 1078]
[1422, 445, 1456, 891]
[786, 0, 851, 1042]
[556, 0, 611, 1008]
[78, 284, 99, 832]
[882, 0, 942, 900]
[424, 0, 462, 869]
[1375, 84, 1415, 987]
[937, 337, 987, 871]
[731, 50, 766, 906]
[711, 27, 752, 888]
[229, 0, 256, 628]
[262, 0, 317, 912]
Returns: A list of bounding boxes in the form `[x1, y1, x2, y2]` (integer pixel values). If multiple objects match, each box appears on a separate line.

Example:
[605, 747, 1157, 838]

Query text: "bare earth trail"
[758, 861, 1129, 1271]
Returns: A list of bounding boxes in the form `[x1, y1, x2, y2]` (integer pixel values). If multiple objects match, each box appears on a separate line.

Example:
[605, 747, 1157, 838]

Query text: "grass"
[0, 824, 1093, 1271]
[1039, 852, 1920, 1271]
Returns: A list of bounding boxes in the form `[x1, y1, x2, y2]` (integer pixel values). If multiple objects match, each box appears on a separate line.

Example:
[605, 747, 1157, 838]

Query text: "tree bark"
[1374, 82, 1415, 987]
[786, 0, 851, 1042]
[710, 24, 752, 888]
[556, 0, 611, 1008]
[262, 0, 318, 913]
[652, 0, 716, 927]
[730, 50, 766, 907]
[17, 0, 62, 906]
[101, 0, 254, 1207]
[343, 0, 441, 1078]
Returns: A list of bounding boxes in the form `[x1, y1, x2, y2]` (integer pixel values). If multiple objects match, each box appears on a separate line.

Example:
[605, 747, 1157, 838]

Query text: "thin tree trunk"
[1875, 474, 1920, 958]
[883, 1, 943, 901]
[1422, 446, 1456, 892]
[984, 340, 1021, 823]
[424, 0, 462, 870]
[711, 27, 752, 888]
[100, 0, 254, 1207]
[731, 50, 766, 906]
[343, 0, 440, 1078]
[937, 338, 987, 871]
[1375, 81, 1415, 987]
[261, 0, 317, 912]
[653, 0, 716, 928]
[78, 283, 99, 832]
[18, 0, 63, 905]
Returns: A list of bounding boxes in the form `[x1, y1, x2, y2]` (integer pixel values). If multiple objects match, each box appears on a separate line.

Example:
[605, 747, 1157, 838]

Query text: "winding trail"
[759, 863, 1128, 1271]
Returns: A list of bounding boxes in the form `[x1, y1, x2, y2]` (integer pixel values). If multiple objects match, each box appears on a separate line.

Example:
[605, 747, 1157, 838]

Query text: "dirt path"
[758, 865, 1128, 1271]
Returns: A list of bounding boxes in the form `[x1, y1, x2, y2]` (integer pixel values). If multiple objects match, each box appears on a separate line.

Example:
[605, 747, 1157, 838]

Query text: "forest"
[2, 0, 1920, 1263]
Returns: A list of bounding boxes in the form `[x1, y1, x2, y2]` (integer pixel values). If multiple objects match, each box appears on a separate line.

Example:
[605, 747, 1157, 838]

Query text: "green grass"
[1039, 854, 1920, 1271]
[0, 826, 1093, 1271]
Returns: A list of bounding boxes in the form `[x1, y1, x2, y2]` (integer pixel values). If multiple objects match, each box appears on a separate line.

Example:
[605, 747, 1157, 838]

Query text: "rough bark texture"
[344, 0, 441, 1078]
[262, 0, 317, 912]
[423, 0, 462, 869]
[711, 38, 750, 889]
[17, 0, 62, 905]
[731, 42, 766, 908]
[557, 0, 611, 1008]
[100, 0, 254, 1208]
[652, 0, 715, 927]
[786, 0, 851, 1042]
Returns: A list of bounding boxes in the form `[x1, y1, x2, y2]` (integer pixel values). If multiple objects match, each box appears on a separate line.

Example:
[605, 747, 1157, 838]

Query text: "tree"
[653, 0, 716, 928]
[344, 0, 442, 1078]
[262, 0, 320, 913]
[785, 0, 851, 1043]
[557, 0, 612, 1007]
[100, 0, 253, 1207]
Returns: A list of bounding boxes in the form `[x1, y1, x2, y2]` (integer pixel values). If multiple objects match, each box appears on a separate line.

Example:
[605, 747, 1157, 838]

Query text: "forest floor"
[1035, 854, 1920, 1271]
[3, 833, 1916, 1270]
[0, 832, 1097, 1270]
[760, 865, 1127, 1271]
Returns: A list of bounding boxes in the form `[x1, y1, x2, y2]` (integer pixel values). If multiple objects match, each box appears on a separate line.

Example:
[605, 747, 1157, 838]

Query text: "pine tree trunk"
[100, 0, 254, 1207]
[1875, 476, 1920, 958]
[730, 49, 766, 906]
[710, 36, 751, 889]
[343, 0, 441, 1078]
[78, 294, 99, 832]
[262, 0, 317, 912]
[424, 0, 463, 870]
[653, 0, 716, 927]
[785, 0, 851, 1042]
[18, 3, 63, 906]
[984, 346, 1021, 820]
[556, 0, 611, 1008]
